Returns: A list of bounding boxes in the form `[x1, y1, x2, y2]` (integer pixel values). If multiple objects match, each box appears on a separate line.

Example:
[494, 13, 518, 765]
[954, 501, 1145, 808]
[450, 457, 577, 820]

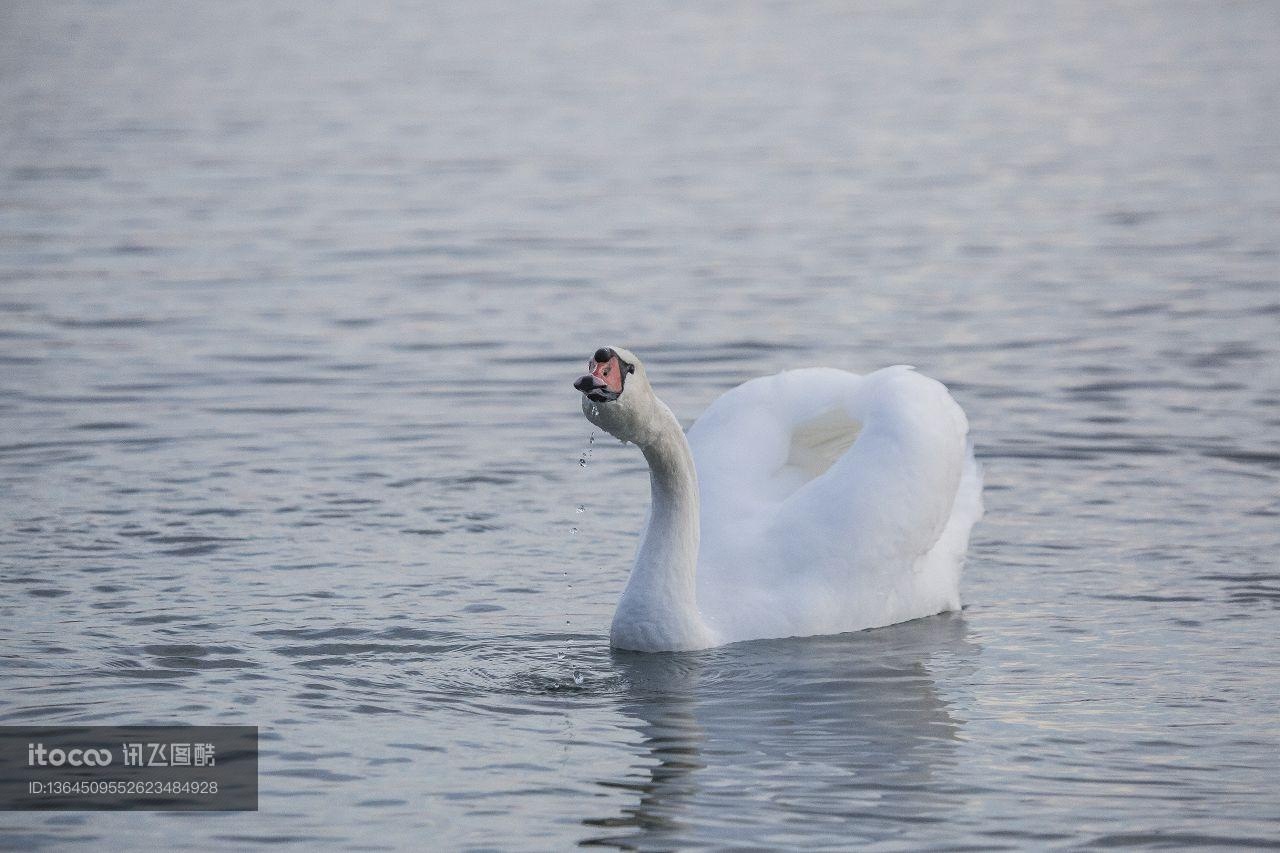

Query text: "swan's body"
[575, 347, 982, 652]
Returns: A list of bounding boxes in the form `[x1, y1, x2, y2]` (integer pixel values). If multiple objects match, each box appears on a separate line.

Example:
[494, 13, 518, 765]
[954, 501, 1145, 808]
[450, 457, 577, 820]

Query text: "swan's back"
[687, 366, 983, 645]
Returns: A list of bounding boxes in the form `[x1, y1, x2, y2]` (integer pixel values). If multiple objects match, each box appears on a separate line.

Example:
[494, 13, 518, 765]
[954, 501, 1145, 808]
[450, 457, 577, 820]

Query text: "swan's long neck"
[611, 399, 711, 652]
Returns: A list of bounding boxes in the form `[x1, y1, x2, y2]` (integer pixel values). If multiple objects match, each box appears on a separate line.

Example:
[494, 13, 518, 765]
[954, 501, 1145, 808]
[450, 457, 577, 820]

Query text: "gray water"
[2, 1, 1279, 849]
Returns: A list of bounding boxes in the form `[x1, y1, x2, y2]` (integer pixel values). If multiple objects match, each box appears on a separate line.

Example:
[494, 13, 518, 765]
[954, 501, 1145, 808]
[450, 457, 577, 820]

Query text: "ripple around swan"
[233, 627, 631, 712]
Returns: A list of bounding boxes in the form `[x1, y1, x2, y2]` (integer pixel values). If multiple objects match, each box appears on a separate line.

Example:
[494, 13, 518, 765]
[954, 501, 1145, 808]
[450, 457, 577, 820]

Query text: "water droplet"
[575, 504, 585, 514]
[570, 527, 577, 535]
[578, 432, 596, 468]
[572, 670, 584, 686]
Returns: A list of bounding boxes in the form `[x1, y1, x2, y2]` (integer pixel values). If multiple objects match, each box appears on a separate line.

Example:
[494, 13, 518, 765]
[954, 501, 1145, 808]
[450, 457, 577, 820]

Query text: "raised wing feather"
[687, 366, 976, 643]
[687, 368, 868, 581]
[784, 405, 862, 481]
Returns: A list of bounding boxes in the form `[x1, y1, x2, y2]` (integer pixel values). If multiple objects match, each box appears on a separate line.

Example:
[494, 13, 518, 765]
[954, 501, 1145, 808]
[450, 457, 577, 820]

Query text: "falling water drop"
[570, 527, 577, 535]
[575, 504, 585, 514]
[572, 670, 584, 686]
[578, 431, 597, 467]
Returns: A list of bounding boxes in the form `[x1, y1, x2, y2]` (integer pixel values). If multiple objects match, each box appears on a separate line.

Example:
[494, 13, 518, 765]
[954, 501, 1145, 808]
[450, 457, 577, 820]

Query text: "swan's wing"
[785, 405, 863, 481]
[687, 367, 868, 578]
[766, 367, 973, 611]
[689, 366, 978, 639]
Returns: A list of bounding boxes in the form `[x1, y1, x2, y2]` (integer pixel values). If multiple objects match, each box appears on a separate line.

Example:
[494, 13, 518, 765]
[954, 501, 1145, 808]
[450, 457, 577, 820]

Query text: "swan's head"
[573, 346, 658, 444]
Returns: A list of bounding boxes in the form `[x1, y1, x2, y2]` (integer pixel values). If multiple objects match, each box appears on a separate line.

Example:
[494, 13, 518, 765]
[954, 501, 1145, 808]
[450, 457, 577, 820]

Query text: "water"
[2, 1, 1278, 848]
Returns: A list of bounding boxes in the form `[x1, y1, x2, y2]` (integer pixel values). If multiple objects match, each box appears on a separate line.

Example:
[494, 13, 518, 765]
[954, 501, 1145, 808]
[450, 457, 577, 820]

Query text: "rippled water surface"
[3, 1, 1279, 849]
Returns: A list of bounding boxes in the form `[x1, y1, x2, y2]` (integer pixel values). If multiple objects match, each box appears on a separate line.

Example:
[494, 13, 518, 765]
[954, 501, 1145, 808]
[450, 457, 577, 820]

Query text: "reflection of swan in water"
[581, 614, 977, 849]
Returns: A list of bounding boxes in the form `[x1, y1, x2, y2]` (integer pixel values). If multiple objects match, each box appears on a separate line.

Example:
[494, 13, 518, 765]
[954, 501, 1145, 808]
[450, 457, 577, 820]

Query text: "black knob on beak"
[593, 347, 612, 364]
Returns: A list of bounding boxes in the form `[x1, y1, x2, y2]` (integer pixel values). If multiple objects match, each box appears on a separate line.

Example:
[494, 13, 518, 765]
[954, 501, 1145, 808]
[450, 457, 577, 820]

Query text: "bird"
[573, 346, 983, 652]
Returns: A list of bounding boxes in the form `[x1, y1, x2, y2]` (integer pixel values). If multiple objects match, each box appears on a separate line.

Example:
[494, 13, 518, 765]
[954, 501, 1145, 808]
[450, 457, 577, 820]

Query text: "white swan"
[573, 346, 983, 653]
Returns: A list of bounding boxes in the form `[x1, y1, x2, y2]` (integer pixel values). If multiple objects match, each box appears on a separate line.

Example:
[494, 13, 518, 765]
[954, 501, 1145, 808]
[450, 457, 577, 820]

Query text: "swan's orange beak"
[573, 348, 628, 402]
